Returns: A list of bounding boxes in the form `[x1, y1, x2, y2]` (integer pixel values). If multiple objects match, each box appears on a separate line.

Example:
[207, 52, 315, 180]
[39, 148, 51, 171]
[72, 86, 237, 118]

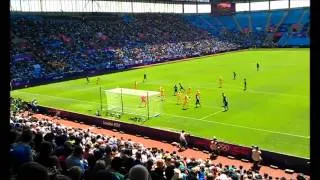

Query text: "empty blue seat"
[235, 13, 249, 29]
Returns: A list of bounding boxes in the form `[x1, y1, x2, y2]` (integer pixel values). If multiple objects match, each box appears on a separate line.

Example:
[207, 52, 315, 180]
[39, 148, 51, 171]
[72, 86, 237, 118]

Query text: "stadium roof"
[91, 0, 282, 3]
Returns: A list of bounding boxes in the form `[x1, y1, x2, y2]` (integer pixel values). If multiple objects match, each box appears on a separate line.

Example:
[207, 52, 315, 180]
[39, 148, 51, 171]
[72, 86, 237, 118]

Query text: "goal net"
[105, 88, 162, 119]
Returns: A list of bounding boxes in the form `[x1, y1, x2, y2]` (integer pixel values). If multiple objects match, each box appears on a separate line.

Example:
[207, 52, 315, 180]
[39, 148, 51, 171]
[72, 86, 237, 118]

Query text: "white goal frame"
[104, 88, 162, 119]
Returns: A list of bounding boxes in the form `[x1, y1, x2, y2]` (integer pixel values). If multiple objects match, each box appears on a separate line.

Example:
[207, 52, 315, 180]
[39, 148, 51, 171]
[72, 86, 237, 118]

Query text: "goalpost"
[105, 88, 162, 119]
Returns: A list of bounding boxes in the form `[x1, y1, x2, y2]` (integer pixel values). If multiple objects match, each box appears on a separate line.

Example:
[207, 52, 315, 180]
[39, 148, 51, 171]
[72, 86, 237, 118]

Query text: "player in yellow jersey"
[187, 87, 192, 96]
[218, 76, 224, 88]
[196, 89, 200, 96]
[160, 86, 165, 101]
[159, 86, 163, 96]
[176, 91, 182, 105]
[96, 77, 101, 85]
[183, 94, 190, 110]
[134, 81, 138, 89]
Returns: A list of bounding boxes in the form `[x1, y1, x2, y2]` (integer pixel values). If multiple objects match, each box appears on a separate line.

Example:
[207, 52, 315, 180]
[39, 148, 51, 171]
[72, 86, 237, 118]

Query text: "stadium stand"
[9, 98, 309, 180]
[268, 10, 285, 32]
[283, 8, 304, 24]
[235, 13, 250, 31]
[216, 15, 238, 31]
[10, 8, 309, 86]
[10, 13, 240, 83]
[251, 11, 268, 32]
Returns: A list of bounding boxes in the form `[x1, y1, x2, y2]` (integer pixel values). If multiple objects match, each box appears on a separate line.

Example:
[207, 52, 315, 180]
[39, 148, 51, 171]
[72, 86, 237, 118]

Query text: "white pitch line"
[199, 110, 223, 120]
[163, 113, 309, 139]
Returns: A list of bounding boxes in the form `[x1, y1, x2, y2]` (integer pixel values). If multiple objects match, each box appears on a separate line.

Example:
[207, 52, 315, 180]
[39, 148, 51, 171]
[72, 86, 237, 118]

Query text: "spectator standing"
[209, 137, 220, 159]
[179, 130, 188, 150]
[251, 146, 262, 170]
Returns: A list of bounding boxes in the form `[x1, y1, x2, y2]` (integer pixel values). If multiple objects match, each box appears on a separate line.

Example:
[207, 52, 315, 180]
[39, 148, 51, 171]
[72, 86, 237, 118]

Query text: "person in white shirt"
[251, 146, 262, 170]
[179, 130, 187, 150]
[209, 138, 221, 159]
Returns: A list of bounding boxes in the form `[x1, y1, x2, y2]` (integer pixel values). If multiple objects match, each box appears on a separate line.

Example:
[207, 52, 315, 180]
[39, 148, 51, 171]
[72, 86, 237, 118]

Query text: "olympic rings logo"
[218, 144, 230, 152]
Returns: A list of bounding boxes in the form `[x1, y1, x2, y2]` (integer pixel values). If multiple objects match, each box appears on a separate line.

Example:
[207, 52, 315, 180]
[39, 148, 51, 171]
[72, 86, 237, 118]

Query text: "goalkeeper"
[140, 95, 147, 107]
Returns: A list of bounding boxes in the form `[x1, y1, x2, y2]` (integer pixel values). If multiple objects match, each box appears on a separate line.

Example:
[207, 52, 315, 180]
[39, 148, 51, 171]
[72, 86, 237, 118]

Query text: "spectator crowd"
[9, 98, 308, 180]
[10, 13, 243, 83]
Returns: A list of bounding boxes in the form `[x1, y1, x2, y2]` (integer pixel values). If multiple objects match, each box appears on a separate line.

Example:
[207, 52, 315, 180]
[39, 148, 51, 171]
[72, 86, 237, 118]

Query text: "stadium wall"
[36, 105, 310, 175]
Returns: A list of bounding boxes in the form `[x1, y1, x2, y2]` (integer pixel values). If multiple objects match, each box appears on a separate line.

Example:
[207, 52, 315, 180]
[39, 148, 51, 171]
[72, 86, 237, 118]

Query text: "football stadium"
[10, 0, 310, 179]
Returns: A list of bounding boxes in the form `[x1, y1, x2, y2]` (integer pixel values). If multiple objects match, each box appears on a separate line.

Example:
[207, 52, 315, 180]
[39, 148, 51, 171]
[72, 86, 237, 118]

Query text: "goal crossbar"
[105, 88, 160, 96]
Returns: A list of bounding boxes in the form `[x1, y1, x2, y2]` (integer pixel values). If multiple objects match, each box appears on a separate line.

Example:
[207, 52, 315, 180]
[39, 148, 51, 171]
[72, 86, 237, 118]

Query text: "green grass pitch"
[11, 48, 310, 158]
